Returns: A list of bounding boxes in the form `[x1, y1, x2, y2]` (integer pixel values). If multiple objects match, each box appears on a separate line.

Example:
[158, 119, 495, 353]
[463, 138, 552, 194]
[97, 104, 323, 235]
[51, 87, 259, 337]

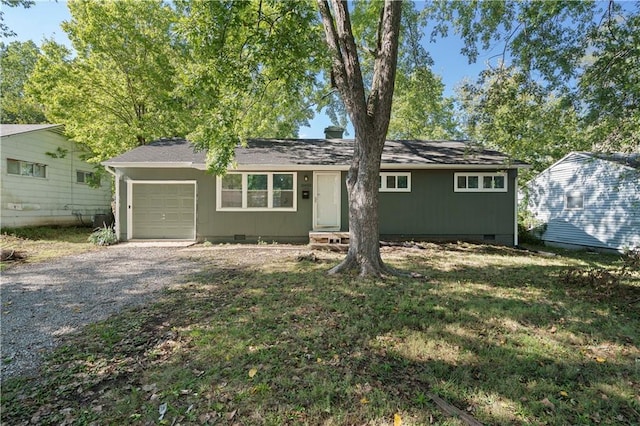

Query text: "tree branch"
[317, 0, 367, 128]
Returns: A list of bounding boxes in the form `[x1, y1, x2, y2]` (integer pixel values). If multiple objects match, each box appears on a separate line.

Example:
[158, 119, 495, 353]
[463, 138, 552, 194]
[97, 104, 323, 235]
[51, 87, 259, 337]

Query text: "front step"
[308, 231, 350, 245]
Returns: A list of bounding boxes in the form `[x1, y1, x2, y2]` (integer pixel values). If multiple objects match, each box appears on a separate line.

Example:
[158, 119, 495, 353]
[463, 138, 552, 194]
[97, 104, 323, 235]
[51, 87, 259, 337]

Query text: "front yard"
[2, 242, 639, 425]
[1, 226, 100, 269]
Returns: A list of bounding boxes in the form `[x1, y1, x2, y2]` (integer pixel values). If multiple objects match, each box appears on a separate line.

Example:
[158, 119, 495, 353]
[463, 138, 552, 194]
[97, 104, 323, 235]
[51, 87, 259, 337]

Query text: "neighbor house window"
[7, 159, 46, 178]
[217, 172, 296, 211]
[454, 172, 507, 192]
[76, 170, 94, 184]
[565, 192, 584, 210]
[379, 172, 411, 192]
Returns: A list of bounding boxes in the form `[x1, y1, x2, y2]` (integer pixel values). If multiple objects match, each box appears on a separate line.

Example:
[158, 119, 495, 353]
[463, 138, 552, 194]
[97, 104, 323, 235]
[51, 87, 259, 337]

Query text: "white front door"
[313, 171, 341, 230]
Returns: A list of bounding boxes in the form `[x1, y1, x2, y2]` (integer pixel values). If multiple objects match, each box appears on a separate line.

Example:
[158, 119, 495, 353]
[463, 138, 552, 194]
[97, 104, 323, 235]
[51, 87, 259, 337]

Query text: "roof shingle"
[103, 137, 528, 168]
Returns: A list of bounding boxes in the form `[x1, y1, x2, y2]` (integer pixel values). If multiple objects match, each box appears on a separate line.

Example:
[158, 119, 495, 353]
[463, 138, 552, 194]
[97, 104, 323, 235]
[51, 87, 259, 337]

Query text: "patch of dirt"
[0, 248, 26, 262]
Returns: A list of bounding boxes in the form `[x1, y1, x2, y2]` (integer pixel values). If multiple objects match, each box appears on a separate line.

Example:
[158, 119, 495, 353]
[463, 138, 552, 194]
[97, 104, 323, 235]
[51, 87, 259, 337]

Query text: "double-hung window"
[217, 172, 296, 211]
[454, 172, 507, 192]
[76, 170, 95, 184]
[379, 172, 411, 192]
[7, 159, 47, 178]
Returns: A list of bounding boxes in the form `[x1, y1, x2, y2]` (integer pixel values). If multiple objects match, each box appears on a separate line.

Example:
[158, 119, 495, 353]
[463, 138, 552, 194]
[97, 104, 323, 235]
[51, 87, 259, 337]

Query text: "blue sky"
[3, 0, 492, 138]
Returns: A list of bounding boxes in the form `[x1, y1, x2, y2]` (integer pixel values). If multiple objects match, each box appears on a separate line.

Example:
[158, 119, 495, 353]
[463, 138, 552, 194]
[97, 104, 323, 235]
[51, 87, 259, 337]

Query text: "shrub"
[88, 226, 118, 246]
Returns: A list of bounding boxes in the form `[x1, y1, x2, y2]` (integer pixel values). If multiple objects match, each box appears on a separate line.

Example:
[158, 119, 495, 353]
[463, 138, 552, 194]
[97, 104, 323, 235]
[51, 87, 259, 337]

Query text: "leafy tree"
[0, 40, 46, 123]
[457, 66, 587, 176]
[334, 1, 459, 140]
[317, 0, 402, 276]
[579, 5, 640, 153]
[173, 0, 326, 173]
[431, 0, 639, 157]
[27, 0, 186, 162]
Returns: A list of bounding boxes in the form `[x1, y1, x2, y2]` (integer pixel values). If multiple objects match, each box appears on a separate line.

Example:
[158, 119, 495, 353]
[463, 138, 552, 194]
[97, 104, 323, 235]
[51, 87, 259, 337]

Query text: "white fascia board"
[378, 163, 531, 170]
[101, 162, 200, 169]
[231, 163, 529, 171]
[101, 161, 530, 171]
[229, 164, 349, 171]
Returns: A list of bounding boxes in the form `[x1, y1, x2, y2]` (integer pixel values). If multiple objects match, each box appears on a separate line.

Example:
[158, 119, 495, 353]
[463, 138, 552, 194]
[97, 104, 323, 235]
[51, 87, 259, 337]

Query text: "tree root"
[328, 250, 425, 279]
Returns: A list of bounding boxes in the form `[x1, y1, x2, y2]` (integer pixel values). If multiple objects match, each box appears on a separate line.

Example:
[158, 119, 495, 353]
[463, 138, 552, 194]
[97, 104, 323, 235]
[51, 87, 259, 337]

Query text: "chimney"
[324, 126, 344, 139]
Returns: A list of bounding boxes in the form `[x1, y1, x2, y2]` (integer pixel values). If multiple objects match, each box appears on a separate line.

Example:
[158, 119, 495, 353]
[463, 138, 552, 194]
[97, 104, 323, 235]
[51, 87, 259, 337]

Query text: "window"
[565, 192, 584, 210]
[379, 172, 411, 192]
[454, 172, 507, 192]
[7, 159, 46, 178]
[217, 172, 296, 211]
[76, 170, 95, 184]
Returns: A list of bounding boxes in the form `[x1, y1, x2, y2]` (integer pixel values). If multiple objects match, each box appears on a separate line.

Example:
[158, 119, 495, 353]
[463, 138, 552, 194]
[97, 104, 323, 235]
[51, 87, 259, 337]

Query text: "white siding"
[527, 152, 640, 251]
[1, 129, 112, 227]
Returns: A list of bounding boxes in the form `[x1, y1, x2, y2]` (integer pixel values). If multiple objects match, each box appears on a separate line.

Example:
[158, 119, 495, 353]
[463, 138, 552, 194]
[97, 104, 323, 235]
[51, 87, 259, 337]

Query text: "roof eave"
[102, 161, 529, 170]
[101, 161, 203, 169]
[1, 124, 64, 138]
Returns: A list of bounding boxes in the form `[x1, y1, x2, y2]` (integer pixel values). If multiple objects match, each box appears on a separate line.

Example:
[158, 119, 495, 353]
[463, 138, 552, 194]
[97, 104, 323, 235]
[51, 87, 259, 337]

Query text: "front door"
[313, 171, 341, 230]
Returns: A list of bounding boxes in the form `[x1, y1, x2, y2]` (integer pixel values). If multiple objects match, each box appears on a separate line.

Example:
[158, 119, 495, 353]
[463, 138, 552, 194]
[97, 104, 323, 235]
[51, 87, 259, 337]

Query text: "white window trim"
[454, 172, 508, 192]
[7, 158, 47, 179]
[216, 172, 297, 212]
[379, 172, 411, 192]
[565, 191, 584, 210]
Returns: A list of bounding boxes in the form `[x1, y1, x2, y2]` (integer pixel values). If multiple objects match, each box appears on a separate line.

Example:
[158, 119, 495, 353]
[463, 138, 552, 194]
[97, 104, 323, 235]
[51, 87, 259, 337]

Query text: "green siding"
[339, 169, 516, 245]
[116, 168, 517, 245]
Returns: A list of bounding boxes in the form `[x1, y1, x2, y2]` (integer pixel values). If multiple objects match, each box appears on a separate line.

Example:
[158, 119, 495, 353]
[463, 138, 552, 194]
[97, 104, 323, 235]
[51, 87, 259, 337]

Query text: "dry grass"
[2, 242, 639, 425]
[0, 226, 101, 269]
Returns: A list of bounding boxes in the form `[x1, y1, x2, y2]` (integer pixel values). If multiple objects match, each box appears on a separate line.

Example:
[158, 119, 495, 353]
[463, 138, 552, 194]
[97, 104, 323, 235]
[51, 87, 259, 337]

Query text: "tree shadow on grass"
[2, 251, 639, 425]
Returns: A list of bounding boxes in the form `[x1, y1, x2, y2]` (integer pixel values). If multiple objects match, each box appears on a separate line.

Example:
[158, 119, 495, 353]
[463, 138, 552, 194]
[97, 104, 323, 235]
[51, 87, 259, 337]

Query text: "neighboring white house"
[526, 151, 640, 252]
[1, 124, 112, 228]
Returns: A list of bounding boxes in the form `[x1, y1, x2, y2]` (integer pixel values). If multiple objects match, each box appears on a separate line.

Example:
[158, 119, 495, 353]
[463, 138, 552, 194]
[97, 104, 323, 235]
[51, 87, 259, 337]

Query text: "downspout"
[514, 174, 519, 247]
[103, 165, 120, 239]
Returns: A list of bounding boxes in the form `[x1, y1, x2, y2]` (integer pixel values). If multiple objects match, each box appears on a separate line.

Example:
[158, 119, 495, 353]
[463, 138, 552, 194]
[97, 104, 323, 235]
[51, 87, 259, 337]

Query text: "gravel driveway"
[0, 246, 204, 382]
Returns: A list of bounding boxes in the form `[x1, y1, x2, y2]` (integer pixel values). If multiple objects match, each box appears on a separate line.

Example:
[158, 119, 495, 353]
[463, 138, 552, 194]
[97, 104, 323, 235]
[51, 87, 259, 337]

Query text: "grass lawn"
[2, 243, 639, 425]
[0, 226, 100, 269]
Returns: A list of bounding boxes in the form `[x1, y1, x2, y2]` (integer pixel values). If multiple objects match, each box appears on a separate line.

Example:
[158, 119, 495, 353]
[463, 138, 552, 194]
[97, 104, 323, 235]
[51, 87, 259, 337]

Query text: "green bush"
[88, 226, 118, 246]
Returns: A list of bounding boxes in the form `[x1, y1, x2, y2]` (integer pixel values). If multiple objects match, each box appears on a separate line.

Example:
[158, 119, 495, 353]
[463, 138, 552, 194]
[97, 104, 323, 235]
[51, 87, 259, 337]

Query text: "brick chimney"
[324, 126, 344, 139]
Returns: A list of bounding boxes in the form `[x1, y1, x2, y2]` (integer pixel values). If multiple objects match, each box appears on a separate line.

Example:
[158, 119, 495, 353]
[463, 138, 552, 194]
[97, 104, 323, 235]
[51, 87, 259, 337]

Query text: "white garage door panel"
[131, 182, 196, 240]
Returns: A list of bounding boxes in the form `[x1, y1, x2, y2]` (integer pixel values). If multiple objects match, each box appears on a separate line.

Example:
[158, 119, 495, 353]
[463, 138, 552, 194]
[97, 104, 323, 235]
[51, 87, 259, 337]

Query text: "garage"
[127, 181, 196, 240]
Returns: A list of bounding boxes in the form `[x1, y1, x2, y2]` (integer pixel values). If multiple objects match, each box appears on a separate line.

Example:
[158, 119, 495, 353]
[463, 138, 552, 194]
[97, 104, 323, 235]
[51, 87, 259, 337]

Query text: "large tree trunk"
[318, 0, 402, 276]
[329, 130, 388, 276]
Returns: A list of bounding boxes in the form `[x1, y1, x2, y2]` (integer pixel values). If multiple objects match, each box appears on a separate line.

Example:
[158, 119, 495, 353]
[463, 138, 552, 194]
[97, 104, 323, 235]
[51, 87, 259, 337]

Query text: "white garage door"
[129, 181, 196, 240]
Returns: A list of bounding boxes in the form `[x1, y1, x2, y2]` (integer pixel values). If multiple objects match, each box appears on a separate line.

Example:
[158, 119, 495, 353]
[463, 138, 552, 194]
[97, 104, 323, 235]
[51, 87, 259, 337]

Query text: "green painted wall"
[116, 168, 517, 245]
[116, 168, 313, 243]
[339, 169, 517, 245]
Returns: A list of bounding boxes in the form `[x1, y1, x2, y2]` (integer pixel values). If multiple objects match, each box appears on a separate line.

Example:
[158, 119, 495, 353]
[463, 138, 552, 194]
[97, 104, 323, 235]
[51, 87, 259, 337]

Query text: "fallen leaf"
[559, 391, 568, 397]
[541, 398, 555, 410]
[394, 413, 402, 426]
[248, 368, 258, 378]
[227, 409, 237, 420]
[595, 357, 606, 363]
[360, 397, 369, 404]
[142, 383, 157, 392]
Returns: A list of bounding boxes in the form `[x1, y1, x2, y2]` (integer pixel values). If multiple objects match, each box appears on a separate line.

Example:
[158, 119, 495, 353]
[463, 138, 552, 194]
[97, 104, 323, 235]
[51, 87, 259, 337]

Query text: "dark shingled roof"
[591, 152, 640, 170]
[103, 137, 528, 168]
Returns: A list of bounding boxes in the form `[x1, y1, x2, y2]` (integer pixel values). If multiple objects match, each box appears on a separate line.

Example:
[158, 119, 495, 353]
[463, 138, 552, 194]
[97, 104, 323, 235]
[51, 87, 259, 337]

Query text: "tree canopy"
[0, 40, 46, 123]
[28, 0, 186, 162]
[440, 0, 639, 168]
